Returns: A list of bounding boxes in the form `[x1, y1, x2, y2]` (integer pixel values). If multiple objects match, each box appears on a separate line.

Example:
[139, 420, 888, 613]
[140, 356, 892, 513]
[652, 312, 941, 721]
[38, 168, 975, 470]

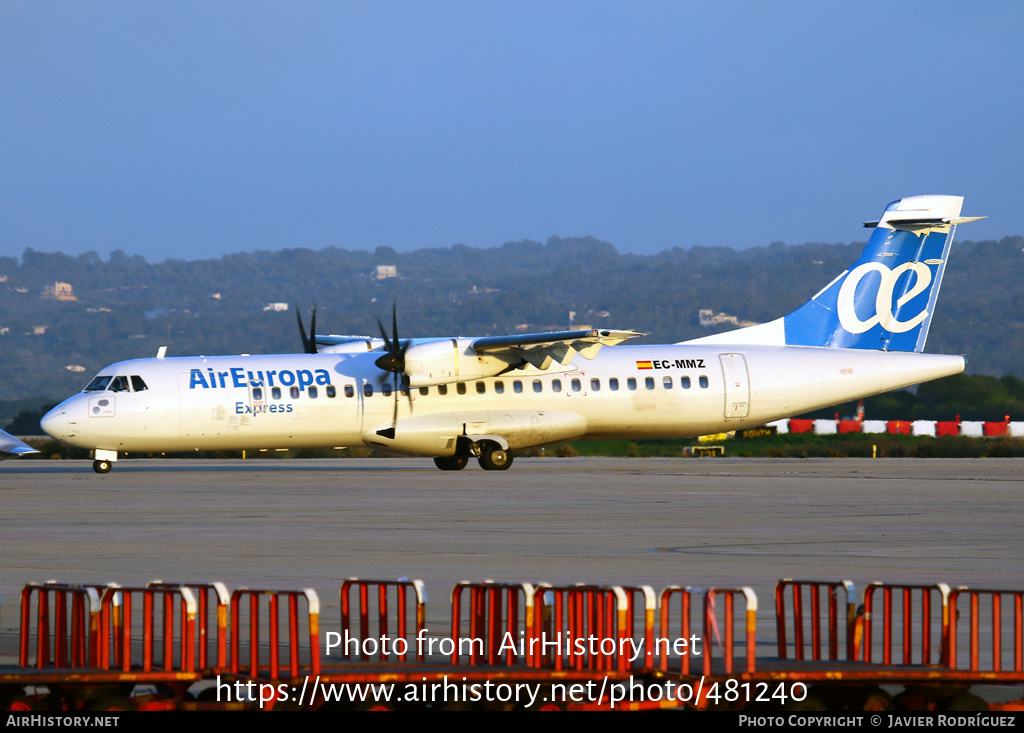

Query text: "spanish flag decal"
[636, 360, 653, 370]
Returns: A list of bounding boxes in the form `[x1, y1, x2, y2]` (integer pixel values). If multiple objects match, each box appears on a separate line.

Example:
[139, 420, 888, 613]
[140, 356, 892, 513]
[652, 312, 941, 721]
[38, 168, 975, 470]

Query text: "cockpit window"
[84, 376, 112, 392]
[110, 376, 130, 393]
[131, 376, 148, 392]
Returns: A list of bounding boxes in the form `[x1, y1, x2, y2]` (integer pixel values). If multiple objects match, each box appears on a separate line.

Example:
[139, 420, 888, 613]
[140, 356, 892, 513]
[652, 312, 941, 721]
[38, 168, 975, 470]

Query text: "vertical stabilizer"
[684, 195, 985, 352]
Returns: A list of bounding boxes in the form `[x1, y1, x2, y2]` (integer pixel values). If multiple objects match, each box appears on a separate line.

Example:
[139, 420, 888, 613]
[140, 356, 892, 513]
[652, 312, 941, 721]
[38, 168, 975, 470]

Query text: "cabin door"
[719, 353, 750, 420]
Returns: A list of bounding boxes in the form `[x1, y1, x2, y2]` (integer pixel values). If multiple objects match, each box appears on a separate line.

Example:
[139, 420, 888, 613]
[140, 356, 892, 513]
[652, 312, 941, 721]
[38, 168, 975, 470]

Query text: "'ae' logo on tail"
[836, 261, 939, 335]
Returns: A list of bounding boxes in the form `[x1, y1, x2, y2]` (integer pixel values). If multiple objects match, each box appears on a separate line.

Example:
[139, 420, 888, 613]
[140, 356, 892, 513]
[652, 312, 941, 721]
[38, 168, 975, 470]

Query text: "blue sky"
[2, 2, 1021, 261]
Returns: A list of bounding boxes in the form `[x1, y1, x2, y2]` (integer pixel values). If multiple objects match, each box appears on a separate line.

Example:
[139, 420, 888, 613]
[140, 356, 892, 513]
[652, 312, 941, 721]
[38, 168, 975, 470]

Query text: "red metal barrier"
[531, 584, 650, 672]
[838, 420, 862, 434]
[659, 586, 756, 677]
[19, 582, 101, 669]
[450, 581, 537, 666]
[148, 581, 229, 673]
[947, 587, 1024, 674]
[861, 582, 950, 666]
[97, 584, 197, 672]
[230, 588, 320, 679]
[339, 578, 426, 662]
[775, 579, 857, 662]
[789, 419, 814, 434]
[887, 421, 912, 435]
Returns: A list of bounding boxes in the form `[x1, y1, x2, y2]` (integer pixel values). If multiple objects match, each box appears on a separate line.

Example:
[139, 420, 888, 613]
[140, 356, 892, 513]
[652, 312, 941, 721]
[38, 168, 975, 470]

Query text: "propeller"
[374, 303, 409, 373]
[296, 304, 318, 354]
[374, 302, 413, 438]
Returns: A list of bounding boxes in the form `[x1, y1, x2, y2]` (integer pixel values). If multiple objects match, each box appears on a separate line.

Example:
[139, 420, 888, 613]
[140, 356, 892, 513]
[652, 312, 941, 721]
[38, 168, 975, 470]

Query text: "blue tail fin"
[683, 195, 985, 352]
[783, 195, 984, 351]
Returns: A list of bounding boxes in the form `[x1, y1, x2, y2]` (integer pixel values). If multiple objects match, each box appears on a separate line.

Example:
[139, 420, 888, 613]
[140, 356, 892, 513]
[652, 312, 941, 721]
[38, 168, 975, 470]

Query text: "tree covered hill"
[1, 235, 1021, 406]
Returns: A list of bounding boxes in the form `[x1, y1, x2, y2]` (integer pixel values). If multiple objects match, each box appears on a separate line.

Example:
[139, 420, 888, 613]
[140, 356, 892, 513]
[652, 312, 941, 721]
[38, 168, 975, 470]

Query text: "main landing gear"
[433, 456, 468, 471]
[432, 440, 514, 471]
[93, 460, 112, 474]
[477, 444, 512, 471]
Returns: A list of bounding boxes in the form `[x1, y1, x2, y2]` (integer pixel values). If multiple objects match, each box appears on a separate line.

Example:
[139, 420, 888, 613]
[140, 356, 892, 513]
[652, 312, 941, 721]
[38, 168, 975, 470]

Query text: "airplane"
[0, 428, 39, 458]
[40, 194, 983, 474]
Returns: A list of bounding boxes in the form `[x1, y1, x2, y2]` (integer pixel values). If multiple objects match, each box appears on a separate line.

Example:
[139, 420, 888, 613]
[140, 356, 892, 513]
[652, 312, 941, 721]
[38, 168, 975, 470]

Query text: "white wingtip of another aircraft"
[0, 428, 39, 458]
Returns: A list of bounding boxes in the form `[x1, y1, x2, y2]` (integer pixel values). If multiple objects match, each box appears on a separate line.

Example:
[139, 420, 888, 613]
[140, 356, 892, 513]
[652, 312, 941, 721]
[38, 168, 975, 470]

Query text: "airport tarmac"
[2, 455, 1021, 652]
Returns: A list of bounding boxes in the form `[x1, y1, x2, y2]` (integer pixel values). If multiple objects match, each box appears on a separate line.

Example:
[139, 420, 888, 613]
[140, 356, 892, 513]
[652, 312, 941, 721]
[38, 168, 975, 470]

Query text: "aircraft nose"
[40, 405, 68, 440]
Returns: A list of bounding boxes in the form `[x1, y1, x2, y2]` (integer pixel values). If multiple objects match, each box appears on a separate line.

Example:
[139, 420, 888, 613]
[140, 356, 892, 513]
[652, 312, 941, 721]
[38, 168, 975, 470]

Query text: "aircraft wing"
[471, 329, 644, 369]
[0, 428, 39, 458]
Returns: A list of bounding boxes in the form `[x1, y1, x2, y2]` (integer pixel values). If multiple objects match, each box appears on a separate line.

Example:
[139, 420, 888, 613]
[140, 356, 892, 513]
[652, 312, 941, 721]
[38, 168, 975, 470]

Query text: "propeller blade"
[392, 372, 400, 425]
[296, 304, 317, 354]
[373, 300, 407, 373]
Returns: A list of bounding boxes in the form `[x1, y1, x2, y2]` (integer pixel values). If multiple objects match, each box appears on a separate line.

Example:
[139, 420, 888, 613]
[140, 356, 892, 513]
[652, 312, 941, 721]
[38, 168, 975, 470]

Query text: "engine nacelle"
[403, 338, 518, 387]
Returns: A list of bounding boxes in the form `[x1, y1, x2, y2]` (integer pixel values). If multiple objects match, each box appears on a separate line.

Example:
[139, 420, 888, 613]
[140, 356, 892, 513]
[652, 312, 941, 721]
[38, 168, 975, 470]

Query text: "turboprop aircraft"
[41, 195, 982, 473]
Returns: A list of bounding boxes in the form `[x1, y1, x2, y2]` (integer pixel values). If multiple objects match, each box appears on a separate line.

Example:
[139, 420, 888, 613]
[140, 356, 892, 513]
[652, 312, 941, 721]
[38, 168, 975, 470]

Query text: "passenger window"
[476, 381, 486, 394]
[438, 384, 448, 396]
[663, 376, 672, 389]
[571, 379, 581, 392]
[308, 386, 318, 399]
[363, 384, 373, 397]
[645, 377, 654, 390]
[699, 375, 709, 389]
[513, 381, 523, 393]
[382, 384, 392, 397]
[85, 376, 112, 392]
[419, 387, 429, 396]
[327, 385, 337, 398]
[681, 377, 691, 389]
[272, 387, 282, 400]
[610, 378, 619, 391]
[110, 376, 130, 393]
[457, 383, 466, 395]
[532, 380, 542, 393]
[552, 379, 562, 392]
[494, 381, 504, 394]
[627, 377, 637, 391]
[131, 376, 148, 391]
[591, 378, 600, 391]
[290, 386, 300, 399]
[344, 385, 354, 397]
[253, 387, 263, 401]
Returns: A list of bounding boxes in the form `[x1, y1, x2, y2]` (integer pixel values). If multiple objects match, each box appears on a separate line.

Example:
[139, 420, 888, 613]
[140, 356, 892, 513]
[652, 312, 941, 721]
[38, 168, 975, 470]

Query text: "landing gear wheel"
[433, 456, 468, 471]
[93, 460, 112, 474]
[478, 445, 512, 471]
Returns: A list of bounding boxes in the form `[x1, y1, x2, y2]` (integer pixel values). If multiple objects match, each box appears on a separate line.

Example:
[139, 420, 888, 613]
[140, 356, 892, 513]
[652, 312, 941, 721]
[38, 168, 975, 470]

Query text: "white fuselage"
[41, 344, 965, 457]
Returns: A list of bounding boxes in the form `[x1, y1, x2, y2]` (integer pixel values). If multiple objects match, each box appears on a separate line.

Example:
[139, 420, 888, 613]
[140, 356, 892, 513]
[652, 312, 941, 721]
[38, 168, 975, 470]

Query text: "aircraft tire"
[433, 456, 468, 471]
[93, 460, 112, 474]
[478, 445, 512, 471]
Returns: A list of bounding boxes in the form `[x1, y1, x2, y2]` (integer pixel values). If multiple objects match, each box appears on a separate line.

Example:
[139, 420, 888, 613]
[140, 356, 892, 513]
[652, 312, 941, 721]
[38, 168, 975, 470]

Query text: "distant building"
[31, 326, 47, 335]
[699, 308, 757, 328]
[263, 302, 289, 312]
[65, 365, 86, 373]
[376, 265, 398, 280]
[42, 282, 77, 301]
